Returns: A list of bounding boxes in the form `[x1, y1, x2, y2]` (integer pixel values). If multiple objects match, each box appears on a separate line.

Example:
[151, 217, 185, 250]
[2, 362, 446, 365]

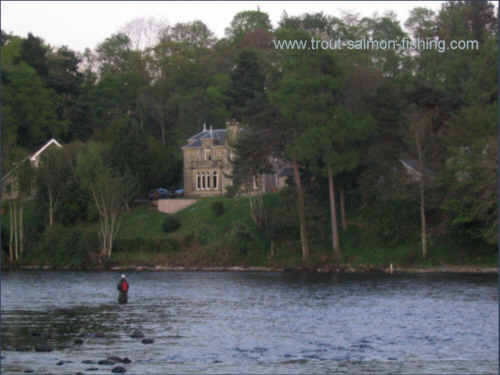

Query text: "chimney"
[226, 119, 239, 146]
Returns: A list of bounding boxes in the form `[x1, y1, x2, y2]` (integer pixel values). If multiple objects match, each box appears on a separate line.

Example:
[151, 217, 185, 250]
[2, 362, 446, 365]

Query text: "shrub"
[161, 215, 181, 234]
[32, 225, 99, 267]
[113, 237, 180, 253]
[226, 221, 254, 254]
[358, 199, 420, 247]
[211, 201, 224, 218]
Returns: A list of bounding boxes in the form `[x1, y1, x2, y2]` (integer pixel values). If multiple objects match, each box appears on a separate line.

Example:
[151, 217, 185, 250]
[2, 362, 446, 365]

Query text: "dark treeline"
[1, 1, 497, 265]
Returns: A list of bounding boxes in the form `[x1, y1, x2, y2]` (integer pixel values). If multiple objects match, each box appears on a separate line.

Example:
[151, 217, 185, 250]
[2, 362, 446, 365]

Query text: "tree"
[405, 108, 433, 259]
[46, 46, 89, 142]
[36, 146, 65, 226]
[120, 17, 165, 52]
[269, 28, 344, 262]
[6, 161, 34, 261]
[77, 143, 139, 259]
[226, 49, 266, 120]
[1, 62, 69, 150]
[17, 32, 48, 78]
[166, 20, 217, 48]
[296, 109, 374, 260]
[225, 10, 273, 44]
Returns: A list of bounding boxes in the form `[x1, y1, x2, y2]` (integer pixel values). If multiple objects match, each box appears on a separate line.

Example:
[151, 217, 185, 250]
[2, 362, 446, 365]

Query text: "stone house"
[182, 120, 292, 198]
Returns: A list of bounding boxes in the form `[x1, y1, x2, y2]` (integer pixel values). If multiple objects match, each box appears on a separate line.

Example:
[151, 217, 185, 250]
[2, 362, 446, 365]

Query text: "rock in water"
[74, 338, 84, 345]
[35, 344, 53, 352]
[98, 359, 115, 365]
[82, 360, 95, 364]
[95, 332, 105, 338]
[15, 344, 29, 351]
[122, 358, 132, 364]
[56, 360, 65, 366]
[141, 338, 154, 344]
[130, 331, 144, 339]
[112, 366, 127, 373]
[108, 356, 123, 363]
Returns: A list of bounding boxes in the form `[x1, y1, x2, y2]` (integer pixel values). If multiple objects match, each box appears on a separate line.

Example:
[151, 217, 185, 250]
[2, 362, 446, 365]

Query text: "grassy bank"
[108, 197, 497, 271]
[3, 196, 497, 271]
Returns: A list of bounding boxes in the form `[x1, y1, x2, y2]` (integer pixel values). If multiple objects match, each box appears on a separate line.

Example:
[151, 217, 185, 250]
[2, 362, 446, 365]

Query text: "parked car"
[172, 189, 184, 198]
[148, 188, 173, 200]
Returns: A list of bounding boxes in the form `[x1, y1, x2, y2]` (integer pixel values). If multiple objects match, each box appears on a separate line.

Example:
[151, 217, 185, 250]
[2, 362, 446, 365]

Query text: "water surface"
[1, 271, 498, 374]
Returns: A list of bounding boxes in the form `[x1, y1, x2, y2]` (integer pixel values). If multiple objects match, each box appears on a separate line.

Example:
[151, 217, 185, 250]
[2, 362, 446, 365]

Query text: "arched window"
[206, 170, 211, 189]
[213, 171, 218, 190]
[196, 172, 200, 190]
[202, 172, 206, 189]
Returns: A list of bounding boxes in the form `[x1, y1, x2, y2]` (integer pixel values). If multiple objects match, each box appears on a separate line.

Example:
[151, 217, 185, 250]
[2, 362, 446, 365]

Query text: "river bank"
[6, 264, 498, 274]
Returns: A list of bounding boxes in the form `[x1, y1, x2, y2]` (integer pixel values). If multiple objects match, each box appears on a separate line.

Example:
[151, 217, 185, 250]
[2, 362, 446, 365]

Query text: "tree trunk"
[9, 205, 14, 261]
[13, 203, 18, 261]
[292, 155, 310, 262]
[19, 203, 23, 256]
[48, 192, 54, 227]
[159, 97, 166, 146]
[415, 133, 427, 259]
[340, 186, 347, 230]
[328, 166, 341, 261]
[419, 176, 427, 259]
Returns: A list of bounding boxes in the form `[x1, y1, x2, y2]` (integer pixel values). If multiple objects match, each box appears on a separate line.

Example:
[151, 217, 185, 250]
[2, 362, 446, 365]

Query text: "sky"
[1, 1, 446, 53]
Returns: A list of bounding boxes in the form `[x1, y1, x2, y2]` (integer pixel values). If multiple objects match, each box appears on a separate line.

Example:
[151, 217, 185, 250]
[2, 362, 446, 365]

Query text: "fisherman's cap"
[121, 274, 126, 278]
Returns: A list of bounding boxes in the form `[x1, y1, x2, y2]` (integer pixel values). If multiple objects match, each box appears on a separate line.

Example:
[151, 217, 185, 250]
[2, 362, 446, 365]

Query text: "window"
[202, 172, 206, 189]
[253, 175, 260, 190]
[213, 171, 218, 190]
[196, 172, 200, 190]
[206, 171, 211, 189]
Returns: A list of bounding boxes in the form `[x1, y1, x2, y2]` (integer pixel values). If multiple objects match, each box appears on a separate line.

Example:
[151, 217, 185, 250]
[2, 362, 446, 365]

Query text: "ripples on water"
[1, 271, 498, 374]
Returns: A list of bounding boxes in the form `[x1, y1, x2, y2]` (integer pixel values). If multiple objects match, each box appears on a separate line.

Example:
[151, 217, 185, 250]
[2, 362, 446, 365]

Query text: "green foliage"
[113, 237, 180, 253]
[31, 225, 99, 267]
[226, 49, 266, 120]
[358, 199, 420, 247]
[211, 201, 225, 218]
[225, 10, 273, 43]
[161, 215, 182, 234]
[226, 221, 255, 254]
[1, 60, 69, 150]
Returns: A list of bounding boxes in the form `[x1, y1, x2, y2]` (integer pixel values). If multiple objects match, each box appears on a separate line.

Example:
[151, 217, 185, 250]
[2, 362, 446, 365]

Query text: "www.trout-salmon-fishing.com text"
[273, 37, 479, 53]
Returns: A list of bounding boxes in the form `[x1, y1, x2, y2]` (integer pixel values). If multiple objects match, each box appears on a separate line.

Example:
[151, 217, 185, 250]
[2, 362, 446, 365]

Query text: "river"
[1, 271, 498, 374]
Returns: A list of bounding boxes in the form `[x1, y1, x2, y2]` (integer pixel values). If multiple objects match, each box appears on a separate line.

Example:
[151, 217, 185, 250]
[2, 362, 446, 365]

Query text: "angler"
[117, 274, 129, 304]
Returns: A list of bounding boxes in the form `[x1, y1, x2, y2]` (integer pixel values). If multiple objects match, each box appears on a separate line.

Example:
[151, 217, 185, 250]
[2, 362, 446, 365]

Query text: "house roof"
[2, 139, 62, 183]
[399, 159, 436, 177]
[183, 128, 227, 149]
[29, 138, 62, 162]
[278, 166, 294, 177]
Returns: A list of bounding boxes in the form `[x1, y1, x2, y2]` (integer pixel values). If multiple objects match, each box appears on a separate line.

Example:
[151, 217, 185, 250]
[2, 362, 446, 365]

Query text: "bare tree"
[120, 17, 167, 52]
[77, 144, 138, 259]
[406, 109, 432, 259]
[6, 162, 34, 261]
[37, 147, 65, 226]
